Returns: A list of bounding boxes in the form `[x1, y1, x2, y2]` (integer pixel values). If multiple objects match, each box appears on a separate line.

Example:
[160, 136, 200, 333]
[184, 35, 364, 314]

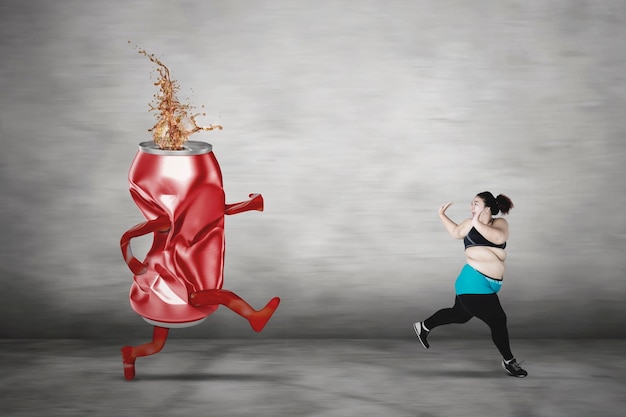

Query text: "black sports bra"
[464, 227, 506, 249]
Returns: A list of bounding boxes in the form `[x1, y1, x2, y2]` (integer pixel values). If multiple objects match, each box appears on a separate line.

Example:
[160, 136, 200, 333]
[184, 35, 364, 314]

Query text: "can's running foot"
[121, 346, 136, 381]
[250, 297, 281, 332]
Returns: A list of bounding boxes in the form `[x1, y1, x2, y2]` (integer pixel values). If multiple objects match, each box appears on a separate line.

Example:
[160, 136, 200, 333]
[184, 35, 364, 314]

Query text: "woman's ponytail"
[495, 194, 514, 215]
[477, 191, 514, 215]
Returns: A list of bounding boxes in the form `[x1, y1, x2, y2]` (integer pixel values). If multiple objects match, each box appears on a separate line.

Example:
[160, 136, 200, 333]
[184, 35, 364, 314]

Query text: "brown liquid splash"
[132, 43, 222, 150]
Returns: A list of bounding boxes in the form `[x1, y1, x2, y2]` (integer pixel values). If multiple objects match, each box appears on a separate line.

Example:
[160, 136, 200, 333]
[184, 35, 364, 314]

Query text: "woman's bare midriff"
[465, 246, 507, 280]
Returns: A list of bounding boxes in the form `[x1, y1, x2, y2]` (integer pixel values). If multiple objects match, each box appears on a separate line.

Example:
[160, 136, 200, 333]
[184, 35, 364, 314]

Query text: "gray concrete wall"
[1, 0, 625, 339]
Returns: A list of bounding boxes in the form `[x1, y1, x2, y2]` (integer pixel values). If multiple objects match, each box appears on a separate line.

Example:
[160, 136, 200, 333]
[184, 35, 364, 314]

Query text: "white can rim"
[138, 141, 213, 156]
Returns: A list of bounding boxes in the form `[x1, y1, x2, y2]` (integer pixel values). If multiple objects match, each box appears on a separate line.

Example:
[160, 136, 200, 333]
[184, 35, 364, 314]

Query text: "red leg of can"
[189, 289, 280, 332]
[120, 326, 169, 381]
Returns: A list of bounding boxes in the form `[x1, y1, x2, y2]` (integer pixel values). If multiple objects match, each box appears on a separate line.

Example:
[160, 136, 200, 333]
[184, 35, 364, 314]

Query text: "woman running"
[413, 191, 527, 377]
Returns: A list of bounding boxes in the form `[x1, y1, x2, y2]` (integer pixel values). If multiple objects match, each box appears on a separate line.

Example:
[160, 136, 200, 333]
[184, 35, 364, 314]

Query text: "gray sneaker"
[413, 322, 430, 349]
[502, 359, 528, 377]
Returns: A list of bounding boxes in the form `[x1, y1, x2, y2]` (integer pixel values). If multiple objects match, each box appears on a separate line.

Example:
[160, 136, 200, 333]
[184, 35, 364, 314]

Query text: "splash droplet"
[134, 46, 222, 150]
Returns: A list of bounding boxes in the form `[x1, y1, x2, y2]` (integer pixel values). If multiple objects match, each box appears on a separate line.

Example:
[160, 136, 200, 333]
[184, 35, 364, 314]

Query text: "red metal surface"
[120, 143, 263, 325]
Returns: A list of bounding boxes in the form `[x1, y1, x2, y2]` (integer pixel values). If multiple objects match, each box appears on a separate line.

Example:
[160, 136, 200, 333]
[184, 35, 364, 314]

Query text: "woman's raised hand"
[439, 202, 453, 216]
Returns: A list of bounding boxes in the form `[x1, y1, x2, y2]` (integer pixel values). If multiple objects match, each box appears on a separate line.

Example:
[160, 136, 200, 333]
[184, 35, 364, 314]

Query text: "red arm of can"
[120, 215, 171, 275]
[225, 193, 264, 215]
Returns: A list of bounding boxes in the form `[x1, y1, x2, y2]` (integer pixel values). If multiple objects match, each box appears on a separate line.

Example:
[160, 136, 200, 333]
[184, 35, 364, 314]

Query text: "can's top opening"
[138, 141, 213, 156]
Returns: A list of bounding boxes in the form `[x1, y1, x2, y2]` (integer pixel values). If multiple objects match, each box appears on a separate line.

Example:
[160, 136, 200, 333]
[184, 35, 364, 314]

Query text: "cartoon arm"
[225, 193, 264, 215]
[120, 215, 170, 275]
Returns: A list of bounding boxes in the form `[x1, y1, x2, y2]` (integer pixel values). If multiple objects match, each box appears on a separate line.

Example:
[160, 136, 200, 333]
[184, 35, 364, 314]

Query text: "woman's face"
[470, 196, 487, 217]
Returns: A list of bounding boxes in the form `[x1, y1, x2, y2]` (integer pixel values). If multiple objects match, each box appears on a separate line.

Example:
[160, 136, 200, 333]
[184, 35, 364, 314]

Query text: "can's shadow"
[126, 372, 286, 382]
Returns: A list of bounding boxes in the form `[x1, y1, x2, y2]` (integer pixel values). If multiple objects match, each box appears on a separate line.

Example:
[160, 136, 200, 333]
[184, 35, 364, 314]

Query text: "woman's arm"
[472, 215, 509, 245]
[439, 202, 472, 239]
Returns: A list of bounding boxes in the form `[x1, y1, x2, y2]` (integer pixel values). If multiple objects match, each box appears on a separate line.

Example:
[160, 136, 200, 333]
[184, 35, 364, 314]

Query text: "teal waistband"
[455, 264, 502, 295]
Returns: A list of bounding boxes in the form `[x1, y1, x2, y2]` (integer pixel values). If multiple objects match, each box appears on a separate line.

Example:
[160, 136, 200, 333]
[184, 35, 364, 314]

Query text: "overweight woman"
[413, 191, 527, 377]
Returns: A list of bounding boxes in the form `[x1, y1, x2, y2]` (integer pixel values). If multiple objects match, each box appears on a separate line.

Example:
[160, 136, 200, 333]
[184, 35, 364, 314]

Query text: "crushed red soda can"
[120, 140, 264, 327]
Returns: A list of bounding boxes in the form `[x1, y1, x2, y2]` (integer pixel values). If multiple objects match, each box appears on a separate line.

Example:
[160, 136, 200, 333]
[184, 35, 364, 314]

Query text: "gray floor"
[1, 338, 624, 417]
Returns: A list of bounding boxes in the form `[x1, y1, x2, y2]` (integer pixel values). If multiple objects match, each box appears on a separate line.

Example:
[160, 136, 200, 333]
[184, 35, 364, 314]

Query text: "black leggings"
[424, 294, 514, 361]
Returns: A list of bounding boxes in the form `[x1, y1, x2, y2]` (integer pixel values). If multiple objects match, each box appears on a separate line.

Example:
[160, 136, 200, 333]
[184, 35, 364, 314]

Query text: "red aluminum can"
[121, 141, 260, 327]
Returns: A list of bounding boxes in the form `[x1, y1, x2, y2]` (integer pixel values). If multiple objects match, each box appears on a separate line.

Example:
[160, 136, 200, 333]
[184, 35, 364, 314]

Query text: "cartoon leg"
[120, 326, 169, 381]
[189, 289, 280, 332]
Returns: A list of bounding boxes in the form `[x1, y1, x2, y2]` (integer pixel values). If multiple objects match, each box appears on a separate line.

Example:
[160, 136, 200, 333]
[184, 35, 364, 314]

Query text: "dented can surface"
[123, 141, 226, 326]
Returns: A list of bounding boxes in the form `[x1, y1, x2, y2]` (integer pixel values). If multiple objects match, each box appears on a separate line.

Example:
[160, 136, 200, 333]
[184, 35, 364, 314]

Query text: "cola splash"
[133, 44, 222, 150]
